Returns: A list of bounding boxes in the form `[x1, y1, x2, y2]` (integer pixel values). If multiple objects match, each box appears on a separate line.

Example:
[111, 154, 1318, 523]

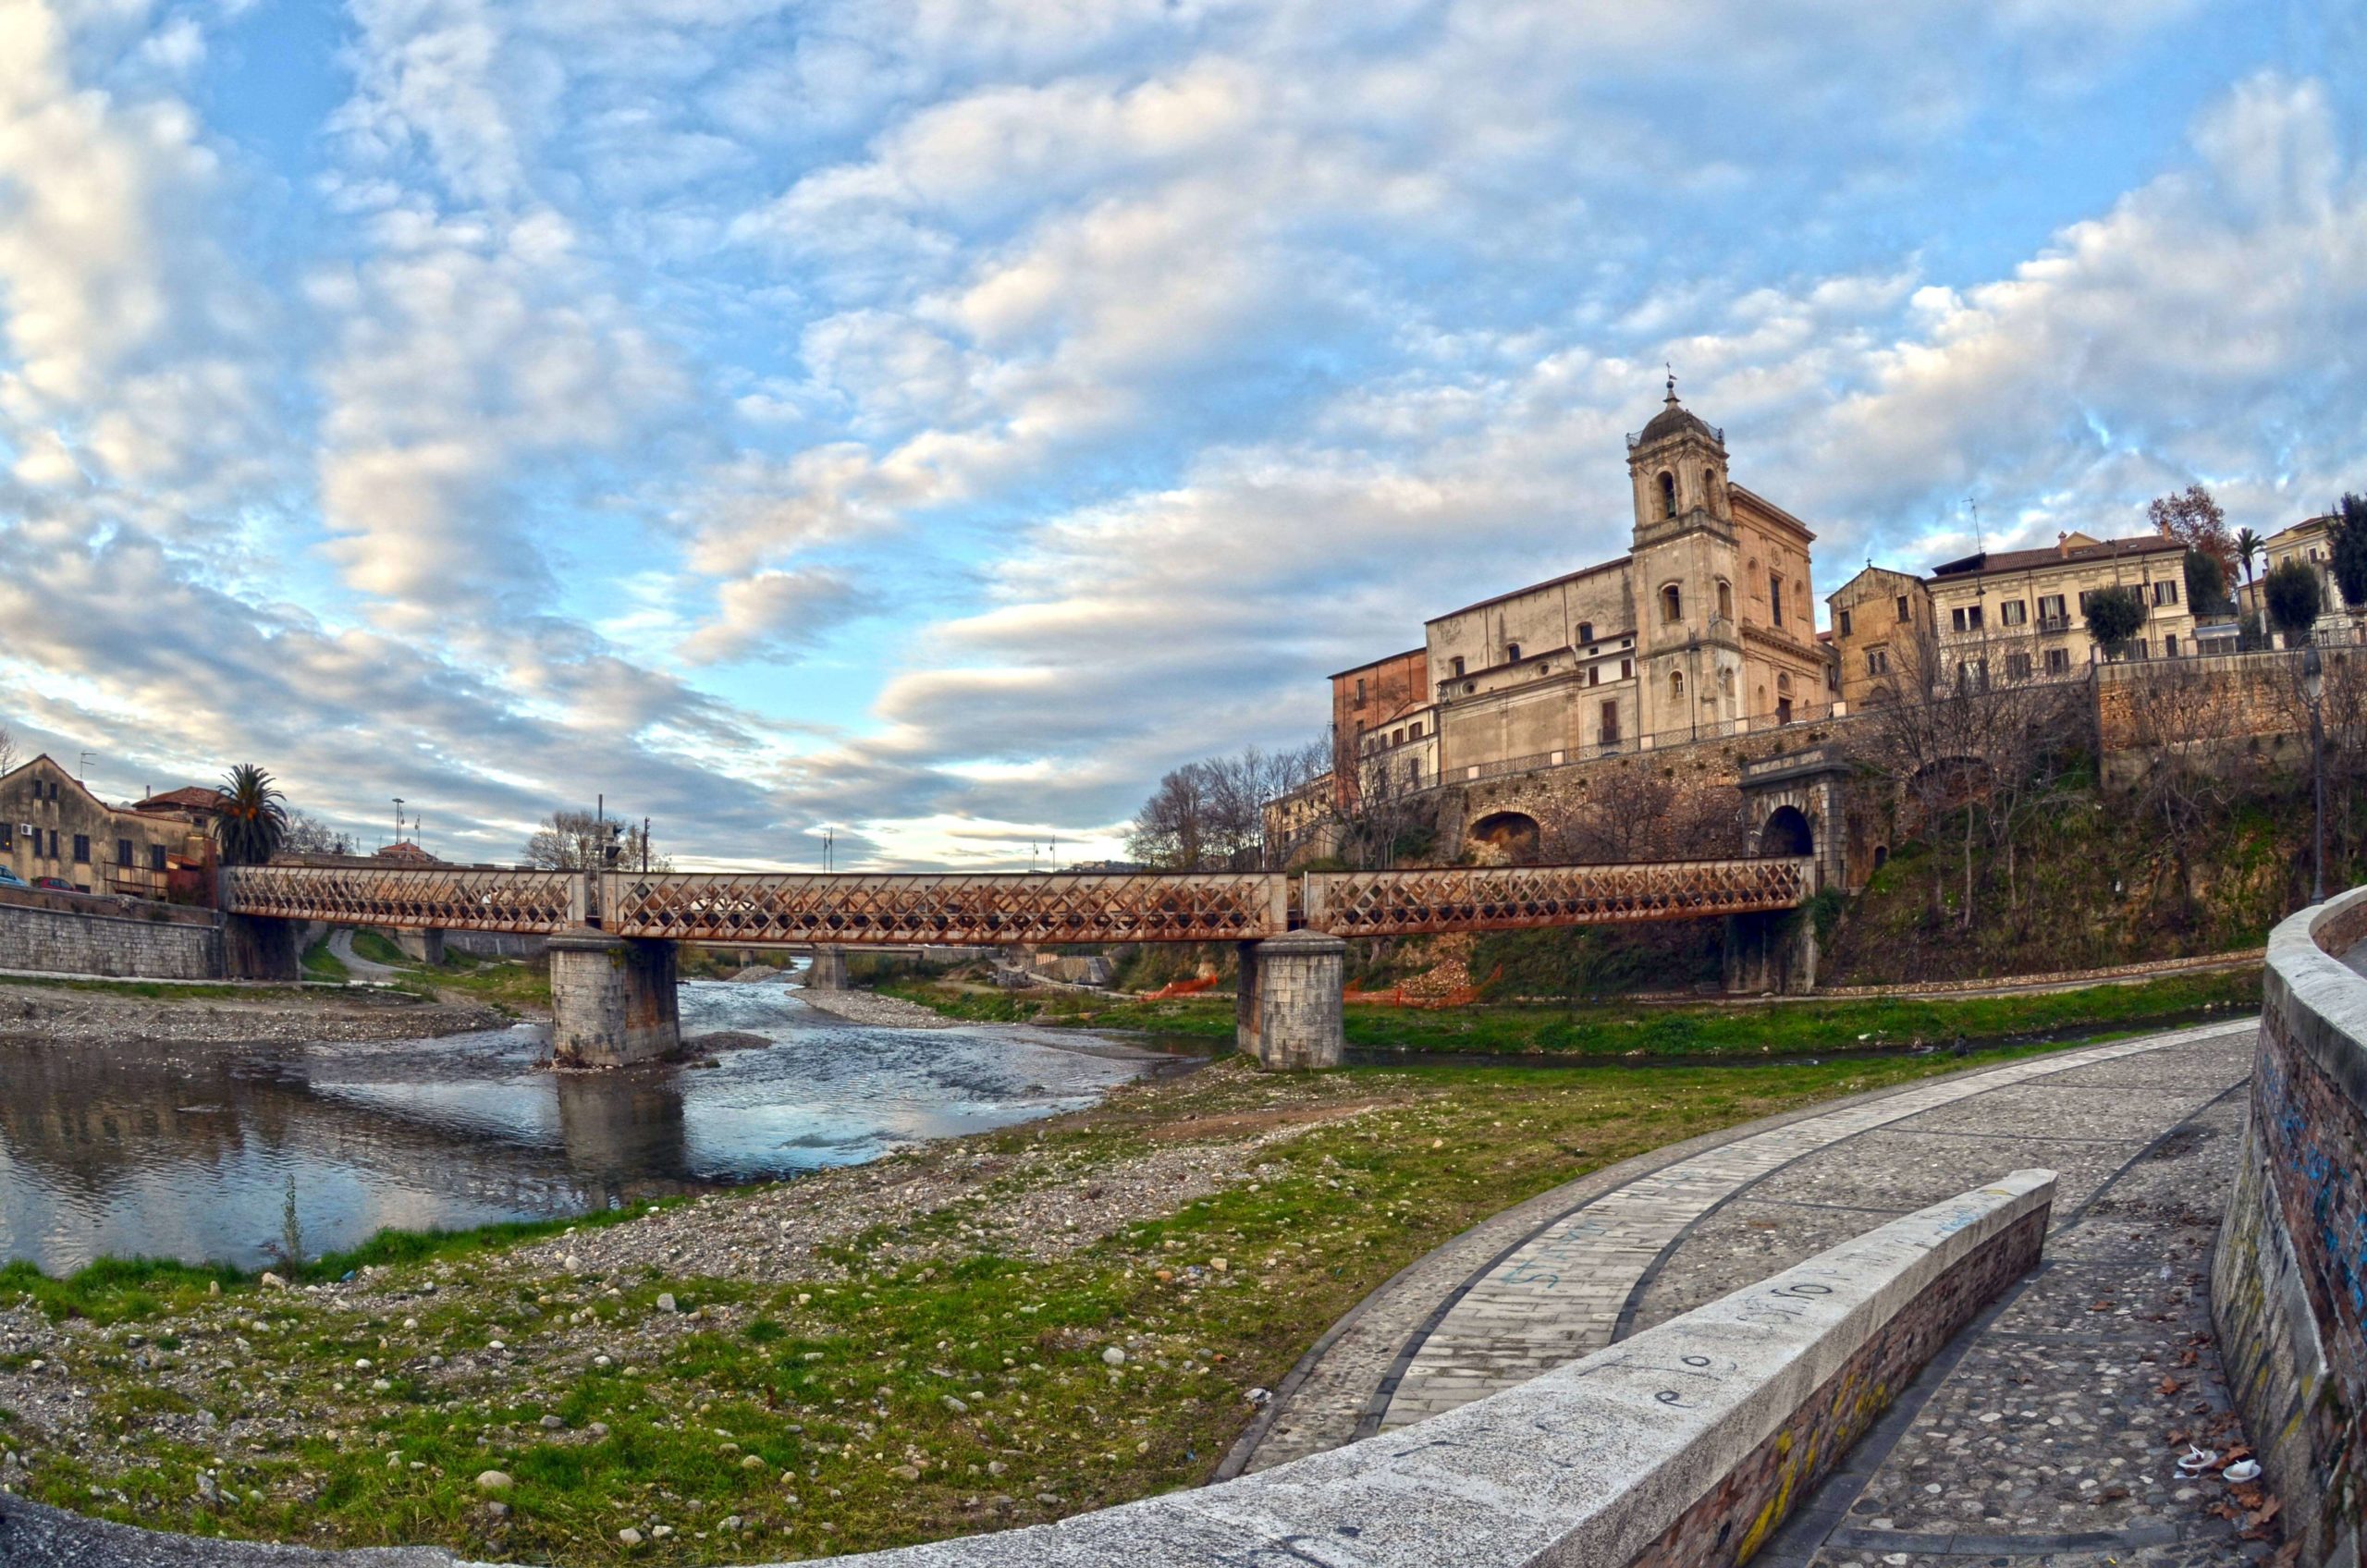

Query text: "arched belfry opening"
[1659, 471, 1677, 517]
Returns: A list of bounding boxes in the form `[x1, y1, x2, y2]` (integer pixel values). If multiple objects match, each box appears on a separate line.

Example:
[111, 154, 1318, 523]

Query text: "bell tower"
[1626, 375, 1742, 740]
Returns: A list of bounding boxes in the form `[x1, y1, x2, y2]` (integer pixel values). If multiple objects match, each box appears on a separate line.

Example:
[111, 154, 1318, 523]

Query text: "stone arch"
[1760, 803, 1814, 858]
[1469, 810, 1542, 864]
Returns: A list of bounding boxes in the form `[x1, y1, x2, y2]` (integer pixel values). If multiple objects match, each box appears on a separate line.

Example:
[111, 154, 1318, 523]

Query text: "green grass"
[0, 974, 291, 1000]
[413, 956, 552, 1011]
[881, 966, 2259, 1058]
[350, 928, 413, 967]
[2, 1042, 2157, 1563]
[300, 937, 350, 984]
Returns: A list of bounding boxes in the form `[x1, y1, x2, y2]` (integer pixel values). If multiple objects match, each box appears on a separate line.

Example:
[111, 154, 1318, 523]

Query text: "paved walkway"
[1234, 1020, 2275, 1565]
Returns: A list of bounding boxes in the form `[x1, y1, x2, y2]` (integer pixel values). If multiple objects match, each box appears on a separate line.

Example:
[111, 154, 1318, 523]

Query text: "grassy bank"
[0, 1037, 2157, 1565]
[879, 966, 2259, 1057]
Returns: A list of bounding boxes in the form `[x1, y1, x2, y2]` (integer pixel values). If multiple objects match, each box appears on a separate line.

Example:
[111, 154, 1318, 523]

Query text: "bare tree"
[1848, 619, 2082, 931]
[1548, 773, 1742, 864]
[282, 812, 355, 856]
[0, 722, 15, 778]
[2113, 658, 2261, 917]
[524, 809, 672, 872]
[1343, 744, 1435, 869]
[1127, 740, 1330, 870]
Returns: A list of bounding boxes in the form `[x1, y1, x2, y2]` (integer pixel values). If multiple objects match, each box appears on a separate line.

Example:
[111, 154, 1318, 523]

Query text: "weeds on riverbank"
[1, 1035, 2184, 1564]
[880, 966, 2259, 1057]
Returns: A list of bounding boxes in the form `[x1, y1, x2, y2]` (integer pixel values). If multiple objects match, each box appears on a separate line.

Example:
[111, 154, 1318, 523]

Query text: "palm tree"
[214, 764, 288, 866]
[2234, 526, 2264, 590]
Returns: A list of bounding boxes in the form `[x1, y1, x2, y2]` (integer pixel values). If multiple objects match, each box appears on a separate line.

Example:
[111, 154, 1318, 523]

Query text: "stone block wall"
[0, 890, 224, 979]
[2213, 887, 2367, 1567]
[825, 1171, 2057, 1568]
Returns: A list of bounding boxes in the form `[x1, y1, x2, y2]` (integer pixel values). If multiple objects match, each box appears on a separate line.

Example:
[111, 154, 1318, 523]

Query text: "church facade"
[1332, 386, 1834, 809]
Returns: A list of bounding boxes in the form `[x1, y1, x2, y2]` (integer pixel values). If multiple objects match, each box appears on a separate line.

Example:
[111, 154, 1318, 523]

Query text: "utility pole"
[392, 797, 404, 848]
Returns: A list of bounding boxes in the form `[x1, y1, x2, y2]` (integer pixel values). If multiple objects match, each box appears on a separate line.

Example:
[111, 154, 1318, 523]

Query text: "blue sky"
[0, 0, 2360, 868]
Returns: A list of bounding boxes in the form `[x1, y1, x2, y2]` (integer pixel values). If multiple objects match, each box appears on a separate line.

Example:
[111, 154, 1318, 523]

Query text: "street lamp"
[2303, 644, 2324, 904]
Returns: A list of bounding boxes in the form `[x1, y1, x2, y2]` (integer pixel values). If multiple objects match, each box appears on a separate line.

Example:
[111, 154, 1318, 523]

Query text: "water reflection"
[0, 980, 1166, 1274]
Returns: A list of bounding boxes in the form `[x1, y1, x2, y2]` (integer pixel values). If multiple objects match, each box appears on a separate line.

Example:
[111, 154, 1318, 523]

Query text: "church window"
[1717, 581, 1733, 620]
[1410, 721, 1423, 739]
[1450, 656, 1465, 678]
[1671, 670, 1685, 698]
[1770, 572, 1784, 627]
[1661, 584, 1683, 624]
[1777, 672, 1792, 693]
[1600, 702, 1620, 743]
[1355, 678, 1366, 703]
[1505, 642, 1521, 663]
[1659, 472, 1676, 517]
[1895, 594, 1911, 623]
[1576, 621, 1593, 646]
[1392, 729, 1404, 745]
[1620, 657, 1634, 679]
[1838, 607, 1853, 636]
[1720, 668, 1734, 695]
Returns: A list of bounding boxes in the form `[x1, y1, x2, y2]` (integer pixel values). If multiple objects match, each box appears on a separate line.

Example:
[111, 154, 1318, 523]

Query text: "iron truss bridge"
[220, 856, 1812, 945]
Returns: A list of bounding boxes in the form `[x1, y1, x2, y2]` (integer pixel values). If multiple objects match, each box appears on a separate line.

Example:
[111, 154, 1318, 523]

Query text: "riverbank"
[0, 975, 508, 1046]
[0, 1034, 2167, 1567]
[878, 964, 2262, 1059]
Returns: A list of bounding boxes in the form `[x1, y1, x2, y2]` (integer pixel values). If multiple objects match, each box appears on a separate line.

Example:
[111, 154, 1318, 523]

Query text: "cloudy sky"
[0, 0, 2360, 868]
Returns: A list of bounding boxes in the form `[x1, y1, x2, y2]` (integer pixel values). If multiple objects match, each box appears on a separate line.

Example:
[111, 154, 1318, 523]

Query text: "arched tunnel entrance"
[1469, 811, 1542, 864]
[1760, 803, 1814, 858]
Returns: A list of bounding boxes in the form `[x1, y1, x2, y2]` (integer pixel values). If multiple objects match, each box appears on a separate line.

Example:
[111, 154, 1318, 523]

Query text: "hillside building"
[1830, 531, 2199, 704]
[1329, 383, 1834, 803]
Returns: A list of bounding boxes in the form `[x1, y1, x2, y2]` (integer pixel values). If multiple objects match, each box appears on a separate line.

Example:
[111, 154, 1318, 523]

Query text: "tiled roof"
[1929, 534, 2182, 581]
[135, 786, 227, 813]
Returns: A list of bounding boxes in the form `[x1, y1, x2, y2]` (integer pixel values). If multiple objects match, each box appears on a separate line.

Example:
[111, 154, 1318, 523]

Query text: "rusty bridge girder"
[220, 864, 583, 933]
[1302, 857, 1816, 938]
[599, 871, 1292, 947]
[219, 858, 1812, 942]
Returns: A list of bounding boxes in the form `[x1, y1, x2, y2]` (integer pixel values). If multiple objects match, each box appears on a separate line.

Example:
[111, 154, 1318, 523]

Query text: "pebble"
[943, 1394, 970, 1413]
[540, 1415, 565, 1430]
[589, 1422, 610, 1438]
[1101, 1346, 1127, 1367]
[260, 1273, 288, 1291]
[475, 1470, 512, 1492]
[656, 1292, 677, 1314]
[618, 1526, 644, 1547]
[741, 1454, 765, 1471]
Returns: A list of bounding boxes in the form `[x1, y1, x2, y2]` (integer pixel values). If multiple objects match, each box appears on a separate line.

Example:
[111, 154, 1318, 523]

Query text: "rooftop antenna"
[77, 750, 92, 781]
[392, 796, 404, 847]
[1967, 496, 1985, 552]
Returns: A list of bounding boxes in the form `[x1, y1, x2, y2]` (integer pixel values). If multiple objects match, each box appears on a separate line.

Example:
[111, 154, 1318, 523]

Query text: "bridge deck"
[219, 857, 1813, 944]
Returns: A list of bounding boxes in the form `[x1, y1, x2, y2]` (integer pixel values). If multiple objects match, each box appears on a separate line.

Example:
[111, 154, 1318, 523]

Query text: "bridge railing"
[598, 870, 1292, 947]
[220, 864, 584, 932]
[1303, 856, 1815, 937]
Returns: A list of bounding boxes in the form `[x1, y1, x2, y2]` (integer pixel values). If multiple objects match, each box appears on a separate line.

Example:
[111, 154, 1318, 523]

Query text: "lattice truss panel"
[1304, 857, 1812, 937]
[602, 872, 1291, 946]
[222, 866, 581, 933]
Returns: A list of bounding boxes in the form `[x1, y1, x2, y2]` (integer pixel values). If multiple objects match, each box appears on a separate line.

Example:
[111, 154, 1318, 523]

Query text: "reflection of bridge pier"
[552, 1070, 689, 1201]
[220, 849, 1829, 1069]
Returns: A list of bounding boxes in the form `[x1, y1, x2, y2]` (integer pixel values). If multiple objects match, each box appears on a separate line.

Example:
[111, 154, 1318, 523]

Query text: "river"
[0, 978, 1184, 1276]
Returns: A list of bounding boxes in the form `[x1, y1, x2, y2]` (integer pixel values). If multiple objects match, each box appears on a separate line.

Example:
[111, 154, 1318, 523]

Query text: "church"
[1331, 383, 1834, 808]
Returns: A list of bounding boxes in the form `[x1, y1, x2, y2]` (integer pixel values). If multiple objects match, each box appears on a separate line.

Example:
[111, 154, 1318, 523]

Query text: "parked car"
[0, 867, 25, 888]
[32, 876, 76, 891]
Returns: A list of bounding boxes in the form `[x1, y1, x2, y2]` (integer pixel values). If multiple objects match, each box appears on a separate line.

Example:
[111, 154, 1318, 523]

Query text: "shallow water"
[0, 980, 1174, 1275]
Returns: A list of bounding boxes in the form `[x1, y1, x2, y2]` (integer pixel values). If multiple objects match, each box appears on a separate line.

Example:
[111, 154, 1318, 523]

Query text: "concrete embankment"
[2213, 888, 2367, 1568]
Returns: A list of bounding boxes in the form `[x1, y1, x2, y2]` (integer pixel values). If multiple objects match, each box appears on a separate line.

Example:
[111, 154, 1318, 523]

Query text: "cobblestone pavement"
[1239, 1020, 2279, 1564]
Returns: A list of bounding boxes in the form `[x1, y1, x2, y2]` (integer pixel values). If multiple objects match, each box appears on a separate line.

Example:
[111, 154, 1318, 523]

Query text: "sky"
[0, 0, 2361, 869]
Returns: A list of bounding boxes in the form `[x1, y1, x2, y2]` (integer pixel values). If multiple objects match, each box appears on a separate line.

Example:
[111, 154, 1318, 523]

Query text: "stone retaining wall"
[0, 888, 224, 979]
[816, 1170, 2056, 1568]
[2213, 888, 2367, 1568]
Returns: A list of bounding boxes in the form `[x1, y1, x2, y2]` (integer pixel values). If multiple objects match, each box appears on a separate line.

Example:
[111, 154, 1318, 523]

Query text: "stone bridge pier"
[804, 945, 850, 991]
[1236, 931, 1346, 1070]
[391, 927, 445, 964]
[546, 929, 681, 1068]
